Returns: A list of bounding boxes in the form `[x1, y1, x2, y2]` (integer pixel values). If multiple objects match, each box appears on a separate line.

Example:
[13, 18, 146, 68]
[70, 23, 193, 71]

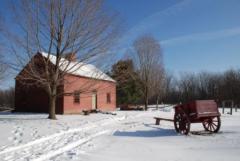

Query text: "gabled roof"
[40, 52, 115, 82]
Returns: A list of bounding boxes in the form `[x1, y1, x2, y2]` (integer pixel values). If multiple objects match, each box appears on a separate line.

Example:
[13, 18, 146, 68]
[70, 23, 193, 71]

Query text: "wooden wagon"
[174, 100, 221, 135]
[154, 100, 221, 135]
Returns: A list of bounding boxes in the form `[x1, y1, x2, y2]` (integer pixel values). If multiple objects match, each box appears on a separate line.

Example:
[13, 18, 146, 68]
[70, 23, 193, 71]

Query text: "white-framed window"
[74, 91, 80, 103]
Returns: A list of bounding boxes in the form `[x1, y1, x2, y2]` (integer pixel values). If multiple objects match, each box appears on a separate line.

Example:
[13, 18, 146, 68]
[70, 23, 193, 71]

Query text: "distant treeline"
[0, 87, 15, 109]
[110, 59, 240, 106]
[159, 69, 240, 106]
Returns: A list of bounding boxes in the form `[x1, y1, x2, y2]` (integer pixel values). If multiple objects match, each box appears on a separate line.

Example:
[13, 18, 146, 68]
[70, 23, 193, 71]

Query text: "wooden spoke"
[202, 116, 221, 133]
[174, 112, 190, 135]
[212, 122, 217, 127]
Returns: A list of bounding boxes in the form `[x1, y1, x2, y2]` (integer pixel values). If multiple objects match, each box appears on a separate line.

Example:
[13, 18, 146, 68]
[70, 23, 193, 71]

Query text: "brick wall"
[63, 74, 116, 114]
[15, 80, 64, 114]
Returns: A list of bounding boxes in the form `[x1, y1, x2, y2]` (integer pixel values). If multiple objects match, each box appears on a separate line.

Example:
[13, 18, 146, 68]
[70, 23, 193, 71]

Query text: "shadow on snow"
[0, 112, 48, 121]
[113, 123, 178, 137]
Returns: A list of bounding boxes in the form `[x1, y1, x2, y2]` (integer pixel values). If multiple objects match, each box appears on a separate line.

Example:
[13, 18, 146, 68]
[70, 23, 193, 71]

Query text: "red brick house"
[15, 52, 116, 114]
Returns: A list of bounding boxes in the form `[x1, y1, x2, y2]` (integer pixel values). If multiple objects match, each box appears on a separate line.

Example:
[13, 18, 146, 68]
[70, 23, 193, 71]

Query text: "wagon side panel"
[188, 101, 198, 119]
[196, 100, 220, 118]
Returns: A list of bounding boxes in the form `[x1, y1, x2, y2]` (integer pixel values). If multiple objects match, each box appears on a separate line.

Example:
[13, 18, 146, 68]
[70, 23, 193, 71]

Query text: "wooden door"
[92, 93, 97, 110]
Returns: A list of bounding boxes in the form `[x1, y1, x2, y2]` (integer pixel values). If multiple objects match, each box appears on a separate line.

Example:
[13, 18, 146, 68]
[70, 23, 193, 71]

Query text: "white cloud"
[161, 27, 240, 46]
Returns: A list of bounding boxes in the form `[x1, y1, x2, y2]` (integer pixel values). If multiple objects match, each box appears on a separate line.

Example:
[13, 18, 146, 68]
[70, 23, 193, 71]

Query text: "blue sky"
[1, 0, 240, 88]
[106, 0, 240, 74]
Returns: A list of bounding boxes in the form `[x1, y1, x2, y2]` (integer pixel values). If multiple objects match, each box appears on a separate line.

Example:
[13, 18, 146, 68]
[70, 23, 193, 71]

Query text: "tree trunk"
[144, 85, 148, 111]
[144, 98, 148, 111]
[156, 97, 159, 109]
[230, 101, 233, 115]
[144, 91, 148, 111]
[48, 95, 57, 119]
[222, 101, 225, 114]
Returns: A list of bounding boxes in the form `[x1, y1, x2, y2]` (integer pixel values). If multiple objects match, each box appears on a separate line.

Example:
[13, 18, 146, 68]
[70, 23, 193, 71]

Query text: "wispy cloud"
[114, 0, 193, 60]
[126, 0, 192, 34]
[161, 27, 240, 46]
[118, 0, 193, 51]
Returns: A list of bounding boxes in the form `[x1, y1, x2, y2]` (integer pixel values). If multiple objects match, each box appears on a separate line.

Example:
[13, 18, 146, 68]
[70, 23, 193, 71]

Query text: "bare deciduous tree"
[4, 0, 120, 119]
[178, 73, 198, 103]
[0, 15, 6, 83]
[152, 64, 165, 108]
[0, 54, 6, 82]
[133, 35, 163, 110]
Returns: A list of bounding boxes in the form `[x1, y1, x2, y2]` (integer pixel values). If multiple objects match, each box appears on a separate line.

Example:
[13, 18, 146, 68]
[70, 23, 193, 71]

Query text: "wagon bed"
[175, 100, 220, 120]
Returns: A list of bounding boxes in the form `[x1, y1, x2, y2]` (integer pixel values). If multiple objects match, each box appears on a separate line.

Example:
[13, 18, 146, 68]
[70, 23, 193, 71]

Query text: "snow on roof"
[40, 52, 115, 82]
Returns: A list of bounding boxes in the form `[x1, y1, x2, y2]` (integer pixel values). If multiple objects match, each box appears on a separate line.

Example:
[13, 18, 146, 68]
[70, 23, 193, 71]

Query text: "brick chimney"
[64, 53, 77, 62]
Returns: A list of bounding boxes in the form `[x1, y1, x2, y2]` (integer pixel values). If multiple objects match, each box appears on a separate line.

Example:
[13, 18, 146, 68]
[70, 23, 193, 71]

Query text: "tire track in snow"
[32, 130, 110, 161]
[0, 115, 127, 161]
[0, 123, 97, 156]
[0, 116, 123, 156]
[52, 114, 148, 161]
[0, 112, 148, 161]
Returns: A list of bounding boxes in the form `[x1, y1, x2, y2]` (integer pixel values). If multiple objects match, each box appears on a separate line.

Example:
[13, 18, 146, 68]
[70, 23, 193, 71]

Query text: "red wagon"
[174, 100, 221, 135]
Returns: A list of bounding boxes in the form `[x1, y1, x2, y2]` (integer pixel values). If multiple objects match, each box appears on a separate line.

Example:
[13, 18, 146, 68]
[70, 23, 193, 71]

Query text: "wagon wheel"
[174, 112, 191, 135]
[202, 116, 221, 133]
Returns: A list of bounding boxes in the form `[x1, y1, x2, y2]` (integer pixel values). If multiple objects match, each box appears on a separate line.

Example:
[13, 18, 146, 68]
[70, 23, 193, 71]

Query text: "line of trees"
[161, 69, 240, 106]
[0, 88, 15, 109]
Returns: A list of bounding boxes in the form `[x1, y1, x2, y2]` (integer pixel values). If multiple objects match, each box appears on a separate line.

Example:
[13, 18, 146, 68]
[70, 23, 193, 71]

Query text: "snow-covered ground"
[0, 106, 239, 161]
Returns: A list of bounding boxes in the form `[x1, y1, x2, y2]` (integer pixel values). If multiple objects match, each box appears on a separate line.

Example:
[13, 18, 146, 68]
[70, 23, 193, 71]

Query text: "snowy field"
[0, 106, 239, 161]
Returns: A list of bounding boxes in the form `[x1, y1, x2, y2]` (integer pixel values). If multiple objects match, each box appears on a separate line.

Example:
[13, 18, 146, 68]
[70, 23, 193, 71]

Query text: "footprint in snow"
[9, 126, 24, 145]
[8, 136, 19, 143]
[31, 128, 40, 139]
[14, 139, 22, 144]
[15, 132, 23, 137]
[66, 151, 78, 160]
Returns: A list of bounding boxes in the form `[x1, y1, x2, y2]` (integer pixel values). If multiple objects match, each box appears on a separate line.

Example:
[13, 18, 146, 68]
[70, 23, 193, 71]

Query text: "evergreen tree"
[111, 59, 142, 105]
